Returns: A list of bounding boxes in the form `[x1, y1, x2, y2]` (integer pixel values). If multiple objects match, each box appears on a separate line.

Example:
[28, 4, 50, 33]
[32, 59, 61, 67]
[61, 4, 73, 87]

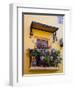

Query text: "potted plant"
[50, 49, 62, 67]
[59, 38, 63, 47]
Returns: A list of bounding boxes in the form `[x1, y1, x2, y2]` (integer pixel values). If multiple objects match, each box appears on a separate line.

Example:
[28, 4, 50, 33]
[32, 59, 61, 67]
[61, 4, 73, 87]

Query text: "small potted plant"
[50, 48, 62, 67]
[59, 38, 63, 47]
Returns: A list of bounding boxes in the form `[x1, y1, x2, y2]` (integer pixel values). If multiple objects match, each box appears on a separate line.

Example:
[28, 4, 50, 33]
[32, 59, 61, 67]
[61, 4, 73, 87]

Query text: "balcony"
[29, 48, 62, 71]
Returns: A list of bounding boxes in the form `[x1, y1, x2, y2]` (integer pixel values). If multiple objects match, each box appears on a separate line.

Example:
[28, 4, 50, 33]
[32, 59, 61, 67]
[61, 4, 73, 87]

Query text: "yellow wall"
[23, 15, 63, 74]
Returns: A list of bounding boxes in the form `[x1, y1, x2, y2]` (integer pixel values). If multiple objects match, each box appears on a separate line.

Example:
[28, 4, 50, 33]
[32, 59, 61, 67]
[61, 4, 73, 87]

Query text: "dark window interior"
[36, 39, 48, 49]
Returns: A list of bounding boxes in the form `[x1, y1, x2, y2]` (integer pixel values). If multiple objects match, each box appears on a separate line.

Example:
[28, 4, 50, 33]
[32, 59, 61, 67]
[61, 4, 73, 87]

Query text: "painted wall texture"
[23, 14, 64, 74]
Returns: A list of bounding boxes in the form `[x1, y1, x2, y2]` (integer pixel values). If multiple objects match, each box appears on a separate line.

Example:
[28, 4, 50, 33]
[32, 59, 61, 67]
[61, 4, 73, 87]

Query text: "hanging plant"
[59, 38, 63, 47]
[53, 32, 57, 43]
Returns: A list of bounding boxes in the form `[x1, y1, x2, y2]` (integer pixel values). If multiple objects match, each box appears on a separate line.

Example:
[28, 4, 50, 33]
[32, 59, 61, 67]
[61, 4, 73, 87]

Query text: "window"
[36, 39, 48, 49]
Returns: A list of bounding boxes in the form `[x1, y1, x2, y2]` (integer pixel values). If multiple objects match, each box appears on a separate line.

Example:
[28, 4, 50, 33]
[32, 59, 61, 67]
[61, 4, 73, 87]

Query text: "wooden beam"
[31, 21, 58, 33]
